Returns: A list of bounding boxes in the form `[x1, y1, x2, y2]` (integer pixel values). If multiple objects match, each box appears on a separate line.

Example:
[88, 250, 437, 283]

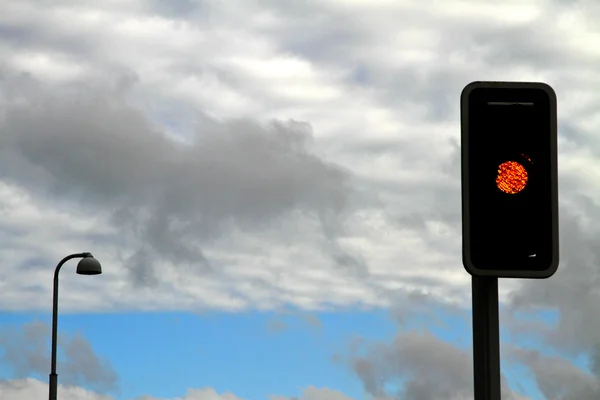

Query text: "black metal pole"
[49, 253, 89, 400]
[472, 276, 501, 400]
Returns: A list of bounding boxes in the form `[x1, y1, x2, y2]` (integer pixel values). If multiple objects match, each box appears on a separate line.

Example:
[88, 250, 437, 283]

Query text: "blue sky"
[0, 304, 571, 399]
[0, 310, 394, 398]
[2, 0, 600, 399]
[0, 310, 395, 399]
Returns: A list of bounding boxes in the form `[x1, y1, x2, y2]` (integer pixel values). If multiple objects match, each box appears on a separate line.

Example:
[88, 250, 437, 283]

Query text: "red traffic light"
[460, 81, 559, 279]
[496, 161, 528, 194]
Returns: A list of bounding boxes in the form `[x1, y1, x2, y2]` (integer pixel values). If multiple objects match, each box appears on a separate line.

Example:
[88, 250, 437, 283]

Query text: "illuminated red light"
[496, 161, 528, 194]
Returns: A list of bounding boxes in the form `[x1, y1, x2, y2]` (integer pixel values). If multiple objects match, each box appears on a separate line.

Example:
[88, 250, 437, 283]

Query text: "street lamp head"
[76, 256, 102, 276]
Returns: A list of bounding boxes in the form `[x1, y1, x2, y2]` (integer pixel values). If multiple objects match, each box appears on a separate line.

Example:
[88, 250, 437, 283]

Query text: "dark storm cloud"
[0, 73, 356, 285]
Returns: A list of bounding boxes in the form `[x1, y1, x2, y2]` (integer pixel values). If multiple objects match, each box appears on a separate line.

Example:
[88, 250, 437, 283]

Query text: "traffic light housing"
[461, 81, 559, 278]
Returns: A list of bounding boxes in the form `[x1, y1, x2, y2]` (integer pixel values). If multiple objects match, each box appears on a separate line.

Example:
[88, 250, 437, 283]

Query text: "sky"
[1, 0, 600, 399]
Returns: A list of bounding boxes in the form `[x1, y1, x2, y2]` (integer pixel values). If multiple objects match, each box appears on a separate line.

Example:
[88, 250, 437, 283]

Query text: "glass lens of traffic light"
[496, 161, 528, 194]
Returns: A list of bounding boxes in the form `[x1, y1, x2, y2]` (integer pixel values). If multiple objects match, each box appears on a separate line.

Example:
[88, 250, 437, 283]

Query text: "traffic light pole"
[472, 276, 501, 400]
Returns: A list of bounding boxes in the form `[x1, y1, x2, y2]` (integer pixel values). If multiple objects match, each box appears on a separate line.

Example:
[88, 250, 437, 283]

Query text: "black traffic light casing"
[461, 81, 559, 278]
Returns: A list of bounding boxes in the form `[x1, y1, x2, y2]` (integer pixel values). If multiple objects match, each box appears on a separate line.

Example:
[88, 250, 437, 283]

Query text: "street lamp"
[48, 252, 102, 400]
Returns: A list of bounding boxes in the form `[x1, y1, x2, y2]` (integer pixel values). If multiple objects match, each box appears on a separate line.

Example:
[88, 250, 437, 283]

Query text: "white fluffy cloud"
[1, 0, 598, 315]
[0, 379, 351, 400]
[0, 0, 476, 313]
[0, 378, 112, 400]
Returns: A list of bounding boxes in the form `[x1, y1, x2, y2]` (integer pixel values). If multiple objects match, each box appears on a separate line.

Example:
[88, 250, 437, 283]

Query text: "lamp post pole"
[49, 252, 96, 400]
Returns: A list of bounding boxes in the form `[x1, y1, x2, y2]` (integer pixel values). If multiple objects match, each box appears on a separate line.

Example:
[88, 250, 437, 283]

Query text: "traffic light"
[461, 81, 559, 278]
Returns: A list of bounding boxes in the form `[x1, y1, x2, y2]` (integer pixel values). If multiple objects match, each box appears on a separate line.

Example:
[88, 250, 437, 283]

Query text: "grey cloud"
[469, 25, 572, 69]
[389, 290, 471, 332]
[0, 321, 118, 393]
[245, 0, 597, 126]
[0, 9, 99, 68]
[0, 74, 356, 285]
[266, 310, 323, 334]
[135, 387, 243, 400]
[509, 347, 600, 400]
[271, 387, 354, 400]
[506, 203, 600, 354]
[350, 330, 473, 399]
[488, 193, 600, 397]
[346, 325, 530, 400]
[302, 313, 322, 328]
[266, 318, 288, 333]
[328, 241, 369, 278]
[147, 0, 202, 18]
[61, 334, 119, 393]
[0, 0, 510, 312]
[0, 321, 49, 377]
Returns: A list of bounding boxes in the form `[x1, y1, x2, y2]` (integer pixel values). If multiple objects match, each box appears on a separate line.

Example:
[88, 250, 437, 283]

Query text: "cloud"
[0, 321, 118, 393]
[0, 0, 481, 313]
[266, 309, 323, 334]
[266, 318, 288, 333]
[500, 205, 600, 397]
[509, 347, 599, 400]
[0, 379, 355, 400]
[272, 387, 354, 400]
[0, 378, 112, 400]
[135, 387, 244, 400]
[350, 330, 473, 399]
[3, 5, 600, 395]
[346, 329, 533, 400]
[0, 379, 244, 400]
[0, 72, 354, 286]
[7, 0, 600, 397]
[61, 334, 119, 393]
[0, 69, 376, 313]
[0, 320, 49, 378]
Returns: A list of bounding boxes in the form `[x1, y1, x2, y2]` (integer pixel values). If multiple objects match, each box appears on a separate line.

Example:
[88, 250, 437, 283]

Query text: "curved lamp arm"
[49, 252, 93, 400]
